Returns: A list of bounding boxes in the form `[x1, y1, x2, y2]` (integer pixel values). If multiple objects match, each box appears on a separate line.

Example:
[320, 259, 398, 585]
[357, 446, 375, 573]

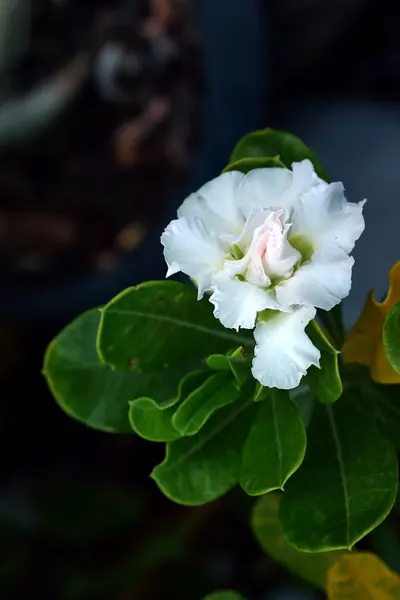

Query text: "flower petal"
[290, 181, 365, 254]
[237, 167, 292, 217]
[209, 273, 281, 330]
[276, 246, 354, 311]
[289, 159, 321, 197]
[177, 171, 245, 237]
[252, 306, 320, 389]
[161, 217, 226, 297]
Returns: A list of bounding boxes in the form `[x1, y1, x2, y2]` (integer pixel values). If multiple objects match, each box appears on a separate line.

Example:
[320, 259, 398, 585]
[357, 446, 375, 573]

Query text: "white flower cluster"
[161, 160, 365, 389]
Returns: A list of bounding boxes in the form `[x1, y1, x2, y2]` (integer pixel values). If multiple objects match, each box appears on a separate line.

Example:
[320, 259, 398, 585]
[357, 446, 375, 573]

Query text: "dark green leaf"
[289, 384, 315, 427]
[172, 371, 240, 436]
[127, 369, 213, 442]
[152, 392, 258, 505]
[280, 400, 398, 551]
[43, 309, 133, 432]
[344, 364, 400, 451]
[305, 320, 342, 404]
[43, 309, 184, 433]
[230, 128, 329, 181]
[240, 390, 306, 495]
[384, 301, 400, 375]
[202, 593, 246, 600]
[222, 156, 284, 174]
[129, 398, 181, 442]
[251, 493, 342, 589]
[98, 281, 250, 372]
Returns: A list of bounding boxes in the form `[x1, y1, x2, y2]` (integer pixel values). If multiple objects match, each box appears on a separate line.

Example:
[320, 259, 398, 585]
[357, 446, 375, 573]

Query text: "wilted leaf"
[326, 552, 400, 599]
[342, 261, 400, 384]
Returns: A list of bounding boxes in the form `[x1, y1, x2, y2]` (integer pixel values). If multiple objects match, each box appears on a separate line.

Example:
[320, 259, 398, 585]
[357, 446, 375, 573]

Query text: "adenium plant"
[43, 128, 400, 597]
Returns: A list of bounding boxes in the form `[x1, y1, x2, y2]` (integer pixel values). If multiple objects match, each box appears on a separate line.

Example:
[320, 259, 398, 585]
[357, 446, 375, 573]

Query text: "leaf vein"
[326, 405, 350, 545]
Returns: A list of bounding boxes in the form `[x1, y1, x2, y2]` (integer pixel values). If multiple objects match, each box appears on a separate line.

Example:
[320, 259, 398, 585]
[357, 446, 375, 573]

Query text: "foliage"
[43, 128, 400, 593]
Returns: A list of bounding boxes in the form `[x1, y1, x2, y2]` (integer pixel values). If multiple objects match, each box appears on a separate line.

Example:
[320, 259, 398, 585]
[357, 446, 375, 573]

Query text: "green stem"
[318, 305, 345, 349]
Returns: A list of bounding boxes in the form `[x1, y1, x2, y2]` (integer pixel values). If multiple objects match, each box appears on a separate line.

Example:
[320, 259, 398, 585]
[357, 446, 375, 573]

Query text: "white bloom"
[161, 160, 365, 389]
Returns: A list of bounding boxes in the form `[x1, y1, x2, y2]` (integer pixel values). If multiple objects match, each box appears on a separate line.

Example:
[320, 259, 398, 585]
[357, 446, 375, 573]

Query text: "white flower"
[161, 160, 365, 389]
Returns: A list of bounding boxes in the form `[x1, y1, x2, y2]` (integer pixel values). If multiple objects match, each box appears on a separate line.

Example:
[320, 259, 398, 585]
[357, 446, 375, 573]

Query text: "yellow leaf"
[342, 261, 400, 384]
[326, 552, 400, 600]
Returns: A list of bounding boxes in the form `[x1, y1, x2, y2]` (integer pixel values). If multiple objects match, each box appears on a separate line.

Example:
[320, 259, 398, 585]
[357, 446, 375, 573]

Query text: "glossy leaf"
[152, 393, 258, 505]
[230, 128, 329, 181]
[98, 281, 250, 372]
[240, 390, 306, 495]
[172, 371, 240, 436]
[43, 310, 133, 432]
[384, 301, 400, 375]
[280, 401, 398, 551]
[289, 384, 315, 428]
[222, 155, 284, 174]
[251, 493, 342, 589]
[129, 398, 180, 442]
[206, 347, 251, 386]
[128, 369, 212, 442]
[343, 365, 400, 451]
[326, 552, 400, 599]
[43, 309, 185, 433]
[203, 593, 246, 600]
[305, 320, 342, 404]
[342, 261, 400, 384]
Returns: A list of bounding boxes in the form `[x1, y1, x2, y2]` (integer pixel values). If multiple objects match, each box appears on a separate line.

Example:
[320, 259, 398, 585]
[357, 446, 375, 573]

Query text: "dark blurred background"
[1, 0, 399, 598]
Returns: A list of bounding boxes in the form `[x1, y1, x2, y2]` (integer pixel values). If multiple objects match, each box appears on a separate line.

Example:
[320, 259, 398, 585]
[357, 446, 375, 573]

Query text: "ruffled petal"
[290, 181, 365, 254]
[177, 171, 245, 237]
[276, 246, 354, 311]
[236, 167, 292, 218]
[252, 306, 320, 389]
[161, 217, 226, 298]
[289, 159, 321, 198]
[209, 272, 284, 331]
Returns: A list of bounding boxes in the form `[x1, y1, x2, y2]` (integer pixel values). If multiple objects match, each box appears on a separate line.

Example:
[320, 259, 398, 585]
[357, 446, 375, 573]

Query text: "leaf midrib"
[105, 308, 251, 345]
[157, 399, 252, 473]
[326, 405, 350, 545]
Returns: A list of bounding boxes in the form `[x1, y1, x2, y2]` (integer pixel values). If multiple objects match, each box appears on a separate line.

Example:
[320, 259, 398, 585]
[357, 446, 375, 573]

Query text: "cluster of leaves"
[43, 129, 400, 558]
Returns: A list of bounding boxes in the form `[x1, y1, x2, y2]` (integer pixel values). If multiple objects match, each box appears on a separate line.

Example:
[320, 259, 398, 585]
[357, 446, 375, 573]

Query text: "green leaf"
[222, 155, 284, 174]
[202, 592, 246, 600]
[280, 400, 398, 551]
[305, 320, 342, 404]
[43, 309, 133, 432]
[98, 281, 250, 372]
[289, 384, 315, 427]
[43, 309, 185, 433]
[230, 128, 329, 181]
[129, 398, 181, 442]
[344, 365, 400, 451]
[384, 301, 400, 375]
[240, 390, 306, 495]
[152, 392, 258, 505]
[172, 371, 240, 436]
[206, 347, 252, 386]
[251, 493, 342, 589]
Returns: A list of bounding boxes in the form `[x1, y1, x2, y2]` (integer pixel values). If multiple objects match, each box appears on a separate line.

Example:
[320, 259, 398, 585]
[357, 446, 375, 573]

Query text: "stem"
[318, 305, 345, 349]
